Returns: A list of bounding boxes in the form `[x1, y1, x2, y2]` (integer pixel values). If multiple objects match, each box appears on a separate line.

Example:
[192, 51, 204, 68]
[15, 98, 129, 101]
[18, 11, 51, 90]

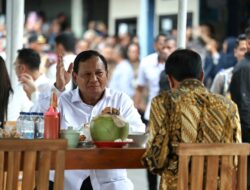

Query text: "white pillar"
[71, 0, 83, 38]
[139, 0, 155, 59]
[6, 0, 24, 87]
[177, 0, 187, 48]
[139, 0, 149, 59]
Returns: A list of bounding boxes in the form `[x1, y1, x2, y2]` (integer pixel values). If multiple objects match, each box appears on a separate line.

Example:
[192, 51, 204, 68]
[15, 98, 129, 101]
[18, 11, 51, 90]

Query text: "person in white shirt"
[33, 50, 145, 190]
[46, 32, 76, 90]
[14, 48, 52, 105]
[134, 34, 176, 190]
[210, 34, 247, 97]
[109, 45, 134, 98]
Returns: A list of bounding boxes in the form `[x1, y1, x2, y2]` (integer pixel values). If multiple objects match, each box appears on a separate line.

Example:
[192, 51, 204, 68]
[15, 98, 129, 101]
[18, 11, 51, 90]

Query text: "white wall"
[109, 0, 199, 36]
[156, 0, 199, 27]
[109, 0, 141, 35]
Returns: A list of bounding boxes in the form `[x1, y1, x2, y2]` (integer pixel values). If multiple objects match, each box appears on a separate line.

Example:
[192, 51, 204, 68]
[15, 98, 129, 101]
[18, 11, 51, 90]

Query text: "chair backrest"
[0, 139, 67, 190]
[177, 143, 250, 190]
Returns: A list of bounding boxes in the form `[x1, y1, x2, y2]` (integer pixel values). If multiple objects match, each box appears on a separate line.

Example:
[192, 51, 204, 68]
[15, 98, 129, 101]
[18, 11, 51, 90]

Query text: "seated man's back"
[142, 49, 241, 190]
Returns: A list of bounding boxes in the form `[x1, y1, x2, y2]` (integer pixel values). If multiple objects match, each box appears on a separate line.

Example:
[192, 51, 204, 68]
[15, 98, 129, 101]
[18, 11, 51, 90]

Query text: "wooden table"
[65, 147, 146, 169]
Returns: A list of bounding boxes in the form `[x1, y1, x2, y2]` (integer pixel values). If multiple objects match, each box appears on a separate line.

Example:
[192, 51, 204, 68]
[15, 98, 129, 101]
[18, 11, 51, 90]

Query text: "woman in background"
[0, 56, 13, 128]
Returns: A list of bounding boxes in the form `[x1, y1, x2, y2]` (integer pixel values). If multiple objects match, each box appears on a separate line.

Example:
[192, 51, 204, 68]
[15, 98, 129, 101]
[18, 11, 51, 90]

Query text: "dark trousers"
[142, 118, 158, 190]
[147, 171, 158, 190]
[49, 176, 93, 190]
[242, 127, 250, 190]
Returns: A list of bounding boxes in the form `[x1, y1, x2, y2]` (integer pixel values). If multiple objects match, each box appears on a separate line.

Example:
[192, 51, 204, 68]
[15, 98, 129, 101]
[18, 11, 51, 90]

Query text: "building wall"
[109, 0, 199, 36]
[25, 0, 71, 21]
[156, 0, 199, 28]
[109, 0, 140, 35]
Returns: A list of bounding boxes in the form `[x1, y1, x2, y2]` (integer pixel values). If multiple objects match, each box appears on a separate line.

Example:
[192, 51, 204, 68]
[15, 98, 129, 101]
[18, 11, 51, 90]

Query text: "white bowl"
[128, 132, 149, 147]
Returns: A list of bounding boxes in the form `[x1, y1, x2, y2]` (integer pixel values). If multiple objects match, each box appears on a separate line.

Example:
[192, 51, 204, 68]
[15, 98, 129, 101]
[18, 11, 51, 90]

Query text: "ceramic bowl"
[60, 127, 80, 148]
[128, 132, 149, 147]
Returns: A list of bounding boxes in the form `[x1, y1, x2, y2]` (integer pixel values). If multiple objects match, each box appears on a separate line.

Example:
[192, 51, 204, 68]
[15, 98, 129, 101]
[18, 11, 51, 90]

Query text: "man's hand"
[55, 54, 73, 91]
[19, 73, 37, 100]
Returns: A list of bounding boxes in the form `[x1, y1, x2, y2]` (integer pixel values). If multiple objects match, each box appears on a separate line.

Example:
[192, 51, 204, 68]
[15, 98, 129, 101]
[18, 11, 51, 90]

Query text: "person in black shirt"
[230, 26, 250, 189]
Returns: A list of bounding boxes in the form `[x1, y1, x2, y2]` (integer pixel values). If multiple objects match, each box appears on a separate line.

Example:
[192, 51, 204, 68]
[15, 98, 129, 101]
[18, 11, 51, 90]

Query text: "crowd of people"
[0, 10, 250, 190]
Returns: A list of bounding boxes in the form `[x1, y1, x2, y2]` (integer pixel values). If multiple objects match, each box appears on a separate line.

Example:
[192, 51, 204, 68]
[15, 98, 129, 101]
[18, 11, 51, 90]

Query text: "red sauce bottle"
[44, 106, 60, 139]
[44, 92, 60, 139]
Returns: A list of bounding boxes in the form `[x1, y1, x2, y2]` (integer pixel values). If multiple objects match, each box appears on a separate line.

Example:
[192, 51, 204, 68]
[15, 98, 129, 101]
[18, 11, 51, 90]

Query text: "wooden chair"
[177, 143, 250, 190]
[0, 139, 67, 190]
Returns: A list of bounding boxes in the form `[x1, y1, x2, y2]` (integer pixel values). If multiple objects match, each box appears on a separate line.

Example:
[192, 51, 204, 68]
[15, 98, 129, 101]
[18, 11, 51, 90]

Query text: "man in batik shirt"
[142, 49, 242, 190]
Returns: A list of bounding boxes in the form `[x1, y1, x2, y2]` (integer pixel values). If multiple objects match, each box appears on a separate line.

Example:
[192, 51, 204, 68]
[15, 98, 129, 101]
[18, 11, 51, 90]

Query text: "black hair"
[165, 49, 202, 82]
[200, 22, 216, 38]
[17, 48, 40, 71]
[154, 33, 166, 43]
[235, 34, 246, 48]
[245, 27, 250, 39]
[73, 50, 108, 73]
[0, 56, 13, 128]
[114, 45, 127, 59]
[55, 32, 76, 52]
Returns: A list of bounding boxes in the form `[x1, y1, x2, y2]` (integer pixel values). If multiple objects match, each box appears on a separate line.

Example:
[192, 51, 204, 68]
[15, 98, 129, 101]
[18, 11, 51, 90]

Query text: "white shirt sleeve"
[210, 72, 225, 94]
[137, 59, 147, 87]
[30, 85, 65, 113]
[118, 93, 145, 133]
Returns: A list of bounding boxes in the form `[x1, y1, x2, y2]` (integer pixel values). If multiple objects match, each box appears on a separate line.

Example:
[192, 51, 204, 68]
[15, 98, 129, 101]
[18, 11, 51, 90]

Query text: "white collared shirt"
[137, 52, 165, 120]
[7, 84, 32, 121]
[8, 74, 52, 121]
[31, 74, 53, 103]
[33, 87, 145, 190]
[109, 59, 135, 98]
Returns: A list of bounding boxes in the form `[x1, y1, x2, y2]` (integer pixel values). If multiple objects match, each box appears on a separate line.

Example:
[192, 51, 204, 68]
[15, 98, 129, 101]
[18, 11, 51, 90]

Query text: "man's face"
[234, 40, 247, 61]
[128, 44, 140, 63]
[154, 36, 167, 53]
[165, 39, 177, 57]
[73, 56, 108, 101]
[14, 58, 26, 81]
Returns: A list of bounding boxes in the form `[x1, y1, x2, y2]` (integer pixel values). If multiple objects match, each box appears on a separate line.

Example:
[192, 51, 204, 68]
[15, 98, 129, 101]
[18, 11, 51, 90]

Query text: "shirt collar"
[179, 79, 204, 89]
[71, 87, 111, 103]
[71, 88, 82, 103]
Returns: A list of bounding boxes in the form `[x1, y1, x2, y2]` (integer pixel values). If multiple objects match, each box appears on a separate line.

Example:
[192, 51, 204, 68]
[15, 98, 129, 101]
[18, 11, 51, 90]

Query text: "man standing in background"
[211, 34, 247, 97]
[134, 34, 176, 190]
[230, 27, 250, 189]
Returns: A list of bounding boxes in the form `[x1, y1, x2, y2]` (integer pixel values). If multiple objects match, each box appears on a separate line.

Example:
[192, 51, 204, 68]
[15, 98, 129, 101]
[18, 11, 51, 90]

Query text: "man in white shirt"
[13, 48, 52, 115]
[34, 50, 145, 190]
[134, 34, 176, 190]
[134, 34, 175, 122]
[210, 34, 247, 97]
[46, 32, 76, 91]
[109, 45, 134, 98]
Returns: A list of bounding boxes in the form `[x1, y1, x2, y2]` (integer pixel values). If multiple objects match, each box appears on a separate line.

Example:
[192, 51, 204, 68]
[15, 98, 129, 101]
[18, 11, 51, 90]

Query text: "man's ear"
[106, 70, 109, 79]
[167, 75, 174, 89]
[200, 71, 204, 82]
[72, 72, 77, 86]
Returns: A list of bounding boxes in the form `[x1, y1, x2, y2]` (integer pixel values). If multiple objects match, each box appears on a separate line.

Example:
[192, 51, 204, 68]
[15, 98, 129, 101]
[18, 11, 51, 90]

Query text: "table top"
[65, 147, 146, 169]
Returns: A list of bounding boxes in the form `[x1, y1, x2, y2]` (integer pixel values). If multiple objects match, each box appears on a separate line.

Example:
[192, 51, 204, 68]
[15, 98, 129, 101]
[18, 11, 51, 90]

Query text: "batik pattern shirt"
[142, 79, 241, 190]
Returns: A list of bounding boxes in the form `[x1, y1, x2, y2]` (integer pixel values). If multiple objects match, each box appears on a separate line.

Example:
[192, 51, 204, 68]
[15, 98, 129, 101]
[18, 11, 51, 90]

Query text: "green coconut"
[90, 114, 129, 141]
